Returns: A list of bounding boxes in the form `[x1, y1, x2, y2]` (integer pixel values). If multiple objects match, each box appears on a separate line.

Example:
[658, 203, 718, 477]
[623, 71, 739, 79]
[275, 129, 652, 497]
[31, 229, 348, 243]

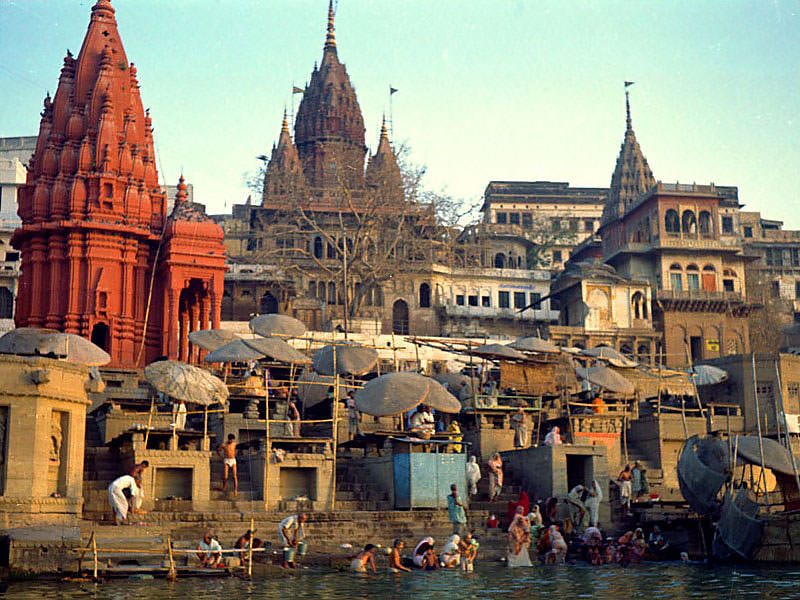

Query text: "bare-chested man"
[217, 434, 238, 496]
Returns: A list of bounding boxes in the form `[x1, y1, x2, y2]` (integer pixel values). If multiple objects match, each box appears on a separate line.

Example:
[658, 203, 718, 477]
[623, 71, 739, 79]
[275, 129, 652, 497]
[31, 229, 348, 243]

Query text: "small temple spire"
[175, 174, 187, 203]
[325, 0, 336, 50]
[380, 114, 388, 140]
[281, 108, 289, 133]
[625, 90, 632, 131]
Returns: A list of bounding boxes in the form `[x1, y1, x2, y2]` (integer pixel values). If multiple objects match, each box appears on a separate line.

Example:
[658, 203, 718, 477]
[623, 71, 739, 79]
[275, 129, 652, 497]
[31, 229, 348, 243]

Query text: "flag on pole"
[624, 81, 635, 87]
[292, 86, 304, 94]
[390, 86, 398, 95]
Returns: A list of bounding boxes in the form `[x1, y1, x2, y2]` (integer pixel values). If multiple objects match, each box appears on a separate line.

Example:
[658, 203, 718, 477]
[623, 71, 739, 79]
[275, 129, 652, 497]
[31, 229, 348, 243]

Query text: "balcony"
[437, 303, 557, 321]
[655, 288, 754, 314]
[656, 235, 742, 251]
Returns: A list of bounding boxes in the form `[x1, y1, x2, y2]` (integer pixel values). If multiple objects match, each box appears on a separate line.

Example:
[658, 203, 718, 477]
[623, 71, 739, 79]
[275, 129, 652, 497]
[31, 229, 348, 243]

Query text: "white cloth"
[584, 480, 603, 527]
[544, 428, 562, 446]
[224, 457, 237, 467]
[506, 546, 532, 568]
[108, 475, 138, 521]
[619, 480, 632, 500]
[199, 538, 222, 557]
[410, 410, 435, 432]
[466, 457, 481, 495]
[174, 402, 187, 430]
[413, 537, 434, 567]
[350, 558, 366, 572]
[278, 515, 305, 546]
[527, 507, 543, 526]
[440, 534, 461, 566]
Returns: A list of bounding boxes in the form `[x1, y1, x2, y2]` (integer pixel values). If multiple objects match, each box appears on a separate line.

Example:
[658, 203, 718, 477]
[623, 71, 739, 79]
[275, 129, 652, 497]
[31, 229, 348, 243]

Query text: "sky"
[1, 0, 798, 225]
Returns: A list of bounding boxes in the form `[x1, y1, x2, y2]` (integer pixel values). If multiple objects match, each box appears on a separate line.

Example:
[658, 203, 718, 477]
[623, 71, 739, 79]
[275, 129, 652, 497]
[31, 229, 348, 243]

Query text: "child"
[350, 544, 377, 573]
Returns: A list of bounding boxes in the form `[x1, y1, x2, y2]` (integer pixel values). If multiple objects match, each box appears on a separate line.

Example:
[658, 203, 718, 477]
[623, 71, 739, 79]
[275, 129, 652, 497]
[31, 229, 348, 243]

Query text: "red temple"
[11, 0, 226, 367]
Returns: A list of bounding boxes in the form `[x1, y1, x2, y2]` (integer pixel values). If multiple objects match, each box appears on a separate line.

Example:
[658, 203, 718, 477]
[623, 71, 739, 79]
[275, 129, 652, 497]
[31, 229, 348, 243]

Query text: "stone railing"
[656, 289, 744, 303]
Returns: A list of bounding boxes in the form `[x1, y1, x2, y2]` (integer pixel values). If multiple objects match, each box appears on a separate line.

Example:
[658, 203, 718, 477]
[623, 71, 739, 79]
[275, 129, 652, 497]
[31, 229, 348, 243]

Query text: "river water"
[3, 563, 800, 600]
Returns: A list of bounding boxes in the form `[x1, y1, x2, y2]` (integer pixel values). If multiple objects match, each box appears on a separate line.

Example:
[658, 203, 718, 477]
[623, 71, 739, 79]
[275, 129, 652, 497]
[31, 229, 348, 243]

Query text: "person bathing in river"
[197, 531, 223, 568]
[440, 534, 461, 568]
[527, 504, 543, 527]
[389, 539, 411, 573]
[631, 528, 647, 563]
[507, 491, 530, 525]
[412, 537, 438, 569]
[349, 544, 377, 573]
[566, 485, 587, 531]
[234, 530, 264, 566]
[584, 480, 602, 527]
[458, 532, 478, 572]
[648, 526, 669, 553]
[279, 512, 307, 568]
[545, 525, 568, 565]
[506, 506, 532, 567]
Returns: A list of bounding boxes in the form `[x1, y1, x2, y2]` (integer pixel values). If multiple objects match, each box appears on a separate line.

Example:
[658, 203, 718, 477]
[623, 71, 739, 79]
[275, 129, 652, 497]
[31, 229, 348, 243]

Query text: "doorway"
[91, 322, 109, 351]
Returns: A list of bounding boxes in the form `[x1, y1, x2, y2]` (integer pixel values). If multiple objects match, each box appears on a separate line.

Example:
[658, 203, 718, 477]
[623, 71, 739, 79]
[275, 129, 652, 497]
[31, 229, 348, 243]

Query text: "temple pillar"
[179, 307, 189, 363]
[189, 300, 200, 364]
[63, 231, 83, 334]
[44, 234, 66, 329]
[165, 287, 179, 359]
[28, 235, 48, 327]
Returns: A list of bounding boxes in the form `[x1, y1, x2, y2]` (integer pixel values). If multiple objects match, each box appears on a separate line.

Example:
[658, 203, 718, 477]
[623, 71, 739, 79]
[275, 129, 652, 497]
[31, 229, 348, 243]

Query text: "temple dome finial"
[626, 90, 632, 131]
[325, 0, 336, 50]
[176, 174, 187, 203]
[282, 108, 289, 133]
[380, 114, 388, 140]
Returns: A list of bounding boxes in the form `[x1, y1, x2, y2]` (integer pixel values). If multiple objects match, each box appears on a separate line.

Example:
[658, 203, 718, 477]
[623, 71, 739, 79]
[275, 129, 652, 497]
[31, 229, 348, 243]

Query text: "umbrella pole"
[331, 344, 338, 511]
[144, 396, 155, 448]
[751, 353, 769, 512]
[264, 369, 270, 511]
[203, 406, 208, 445]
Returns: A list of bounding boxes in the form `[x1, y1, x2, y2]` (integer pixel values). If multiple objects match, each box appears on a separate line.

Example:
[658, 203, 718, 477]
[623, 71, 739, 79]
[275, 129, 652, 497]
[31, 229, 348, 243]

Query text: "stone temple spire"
[366, 115, 402, 200]
[325, 0, 336, 51]
[601, 87, 656, 225]
[263, 110, 306, 201]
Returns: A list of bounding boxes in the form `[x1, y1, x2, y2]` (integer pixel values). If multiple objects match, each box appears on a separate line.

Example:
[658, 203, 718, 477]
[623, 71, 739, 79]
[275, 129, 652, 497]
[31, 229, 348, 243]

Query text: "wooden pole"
[774, 360, 800, 497]
[248, 518, 255, 578]
[331, 344, 339, 510]
[656, 344, 664, 415]
[623, 396, 629, 465]
[166, 535, 176, 581]
[264, 369, 270, 512]
[92, 532, 98, 581]
[144, 396, 155, 448]
[751, 353, 770, 511]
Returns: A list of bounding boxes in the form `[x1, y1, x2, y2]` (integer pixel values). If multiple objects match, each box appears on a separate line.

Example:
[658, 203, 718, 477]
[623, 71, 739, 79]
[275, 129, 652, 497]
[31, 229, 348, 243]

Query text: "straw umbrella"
[471, 343, 526, 361]
[187, 329, 241, 352]
[579, 346, 638, 368]
[312, 344, 379, 376]
[203, 339, 265, 364]
[243, 337, 311, 365]
[0, 328, 111, 366]
[509, 336, 560, 354]
[355, 372, 461, 417]
[576, 366, 635, 395]
[249, 314, 307, 339]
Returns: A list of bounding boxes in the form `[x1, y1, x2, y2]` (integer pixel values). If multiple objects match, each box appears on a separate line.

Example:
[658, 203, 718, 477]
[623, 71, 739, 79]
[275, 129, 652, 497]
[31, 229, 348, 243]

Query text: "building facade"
[11, 0, 226, 367]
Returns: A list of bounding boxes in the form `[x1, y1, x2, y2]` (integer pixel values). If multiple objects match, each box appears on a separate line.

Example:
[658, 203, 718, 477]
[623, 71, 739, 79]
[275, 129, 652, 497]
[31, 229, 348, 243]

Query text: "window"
[585, 220, 595, 232]
[722, 216, 733, 234]
[455, 294, 465, 306]
[481, 296, 491, 307]
[498, 291, 510, 308]
[772, 281, 780, 298]
[313, 236, 323, 259]
[0, 287, 13, 319]
[631, 291, 647, 320]
[686, 265, 699, 290]
[665, 209, 680, 233]
[795, 281, 800, 299]
[792, 248, 800, 267]
[529, 292, 542, 309]
[723, 279, 735, 292]
[468, 295, 478, 306]
[509, 212, 520, 225]
[550, 298, 561, 311]
[522, 214, 533, 228]
[552, 219, 561, 231]
[494, 253, 506, 269]
[419, 283, 431, 308]
[328, 282, 336, 305]
[373, 286, 383, 307]
[682, 210, 697, 235]
[514, 292, 526, 309]
[670, 273, 683, 291]
[744, 226, 753, 238]
[496, 212, 507, 224]
[699, 211, 711, 236]
[569, 220, 578, 232]
[327, 241, 336, 259]
[5, 252, 18, 262]
[552, 250, 562, 263]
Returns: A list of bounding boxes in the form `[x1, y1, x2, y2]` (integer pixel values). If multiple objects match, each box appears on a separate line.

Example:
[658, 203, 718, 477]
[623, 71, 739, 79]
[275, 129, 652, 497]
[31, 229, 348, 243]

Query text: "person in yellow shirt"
[447, 419, 463, 453]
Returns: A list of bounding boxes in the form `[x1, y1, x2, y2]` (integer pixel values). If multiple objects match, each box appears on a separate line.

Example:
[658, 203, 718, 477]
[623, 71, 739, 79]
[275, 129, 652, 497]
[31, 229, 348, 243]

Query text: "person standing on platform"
[173, 399, 187, 430]
[217, 434, 238, 497]
[466, 456, 481, 499]
[488, 452, 503, 501]
[346, 391, 361, 440]
[510, 408, 528, 448]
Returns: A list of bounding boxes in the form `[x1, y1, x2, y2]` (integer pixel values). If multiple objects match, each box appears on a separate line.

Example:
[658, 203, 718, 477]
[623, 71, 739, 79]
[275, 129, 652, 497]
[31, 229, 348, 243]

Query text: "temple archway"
[392, 299, 409, 335]
[91, 322, 109, 352]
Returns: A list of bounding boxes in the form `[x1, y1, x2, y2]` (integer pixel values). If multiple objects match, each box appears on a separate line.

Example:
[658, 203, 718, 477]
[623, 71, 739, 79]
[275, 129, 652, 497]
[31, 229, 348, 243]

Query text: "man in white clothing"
[196, 531, 222, 567]
[278, 512, 307, 568]
[108, 474, 138, 525]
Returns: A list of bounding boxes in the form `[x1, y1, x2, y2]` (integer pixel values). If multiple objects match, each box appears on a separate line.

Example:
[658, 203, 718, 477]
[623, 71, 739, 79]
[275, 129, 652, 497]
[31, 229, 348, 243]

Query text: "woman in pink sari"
[488, 453, 503, 501]
[506, 506, 532, 567]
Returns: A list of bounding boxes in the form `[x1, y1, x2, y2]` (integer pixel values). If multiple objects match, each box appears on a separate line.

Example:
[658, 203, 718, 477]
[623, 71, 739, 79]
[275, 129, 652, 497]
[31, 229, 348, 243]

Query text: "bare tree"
[746, 273, 791, 353]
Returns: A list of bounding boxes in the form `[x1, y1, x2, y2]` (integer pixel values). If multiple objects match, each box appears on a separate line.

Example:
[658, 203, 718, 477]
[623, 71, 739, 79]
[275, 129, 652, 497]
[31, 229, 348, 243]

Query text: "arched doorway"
[260, 291, 278, 314]
[91, 322, 109, 351]
[392, 299, 409, 334]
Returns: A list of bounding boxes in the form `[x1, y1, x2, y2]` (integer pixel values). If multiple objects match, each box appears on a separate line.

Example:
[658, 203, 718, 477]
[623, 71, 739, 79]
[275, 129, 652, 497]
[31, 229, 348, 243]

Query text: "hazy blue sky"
[2, 1, 798, 225]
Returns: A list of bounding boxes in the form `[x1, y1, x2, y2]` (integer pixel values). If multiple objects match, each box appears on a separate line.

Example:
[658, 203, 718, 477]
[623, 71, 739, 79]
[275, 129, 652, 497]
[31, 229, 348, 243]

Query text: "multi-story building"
[597, 92, 756, 367]
[481, 181, 606, 270]
[0, 138, 27, 331]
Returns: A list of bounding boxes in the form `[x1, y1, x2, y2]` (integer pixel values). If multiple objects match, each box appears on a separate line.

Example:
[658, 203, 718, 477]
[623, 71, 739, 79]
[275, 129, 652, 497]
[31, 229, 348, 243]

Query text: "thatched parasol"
[312, 344, 379, 376]
[434, 372, 472, 396]
[471, 343, 526, 361]
[296, 368, 338, 408]
[580, 346, 638, 368]
[203, 339, 265, 364]
[355, 372, 461, 417]
[687, 364, 728, 386]
[734, 435, 796, 476]
[243, 337, 311, 365]
[576, 365, 636, 395]
[0, 327, 110, 366]
[144, 360, 229, 405]
[249, 314, 307, 339]
[188, 329, 240, 352]
[509, 336, 560, 354]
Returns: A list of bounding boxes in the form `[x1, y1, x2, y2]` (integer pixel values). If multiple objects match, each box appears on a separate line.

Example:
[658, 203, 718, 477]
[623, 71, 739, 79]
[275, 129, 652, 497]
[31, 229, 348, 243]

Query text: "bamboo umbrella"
[312, 344, 378, 376]
[187, 329, 241, 352]
[0, 328, 111, 366]
[249, 314, 307, 339]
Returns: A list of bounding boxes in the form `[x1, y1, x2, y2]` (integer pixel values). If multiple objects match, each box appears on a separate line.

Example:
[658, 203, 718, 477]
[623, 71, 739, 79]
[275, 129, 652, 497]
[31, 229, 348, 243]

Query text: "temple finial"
[325, 0, 336, 49]
[380, 114, 388, 140]
[624, 81, 635, 131]
[282, 108, 289, 133]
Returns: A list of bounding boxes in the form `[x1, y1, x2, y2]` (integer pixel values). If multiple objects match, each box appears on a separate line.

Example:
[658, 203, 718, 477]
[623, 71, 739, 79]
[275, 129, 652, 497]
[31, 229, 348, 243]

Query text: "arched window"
[260, 291, 278, 314]
[669, 264, 683, 291]
[682, 210, 697, 235]
[686, 264, 700, 290]
[631, 291, 647, 320]
[494, 253, 506, 269]
[637, 343, 651, 365]
[699, 211, 711, 236]
[0, 287, 13, 319]
[392, 299, 409, 334]
[702, 265, 716, 292]
[419, 283, 431, 308]
[328, 282, 336, 305]
[665, 209, 680, 233]
[313, 236, 323, 259]
[722, 269, 737, 293]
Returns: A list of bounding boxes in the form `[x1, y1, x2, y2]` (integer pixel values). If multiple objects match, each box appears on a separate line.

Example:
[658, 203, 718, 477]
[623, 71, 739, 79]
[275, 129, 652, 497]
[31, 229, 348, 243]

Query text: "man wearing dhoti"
[108, 474, 139, 525]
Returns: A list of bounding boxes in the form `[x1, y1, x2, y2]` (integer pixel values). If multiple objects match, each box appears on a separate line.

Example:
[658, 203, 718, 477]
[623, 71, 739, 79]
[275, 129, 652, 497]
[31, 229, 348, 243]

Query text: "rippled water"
[4, 563, 800, 600]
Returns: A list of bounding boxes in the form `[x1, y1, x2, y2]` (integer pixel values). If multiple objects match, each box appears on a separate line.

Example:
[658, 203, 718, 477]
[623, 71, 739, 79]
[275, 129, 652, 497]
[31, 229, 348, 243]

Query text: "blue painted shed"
[392, 440, 467, 509]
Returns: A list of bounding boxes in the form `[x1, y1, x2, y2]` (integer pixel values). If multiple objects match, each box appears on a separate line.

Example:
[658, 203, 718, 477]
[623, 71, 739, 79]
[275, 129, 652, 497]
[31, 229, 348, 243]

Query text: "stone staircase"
[334, 463, 393, 512]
